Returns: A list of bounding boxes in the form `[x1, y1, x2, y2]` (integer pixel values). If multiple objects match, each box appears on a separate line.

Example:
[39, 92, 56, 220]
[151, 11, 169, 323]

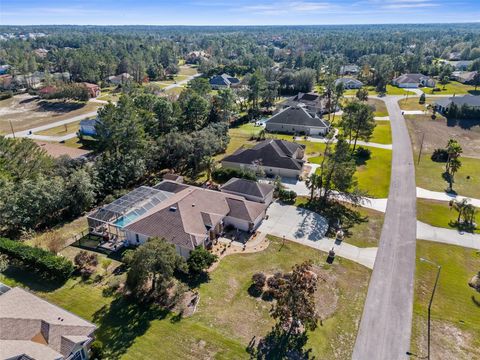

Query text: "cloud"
[242, 1, 335, 15]
[379, 0, 439, 8]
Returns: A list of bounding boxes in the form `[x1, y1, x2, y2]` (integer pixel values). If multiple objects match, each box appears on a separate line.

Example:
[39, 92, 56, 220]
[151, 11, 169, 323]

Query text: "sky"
[1, 0, 480, 26]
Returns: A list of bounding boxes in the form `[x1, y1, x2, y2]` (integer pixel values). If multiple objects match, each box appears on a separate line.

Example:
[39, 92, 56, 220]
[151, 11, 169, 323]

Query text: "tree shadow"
[446, 118, 480, 130]
[93, 296, 169, 359]
[467, 90, 480, 96]
[37, 100, 86, 113]
[1, 265, 67, 292]
[471, 295, 480, 307]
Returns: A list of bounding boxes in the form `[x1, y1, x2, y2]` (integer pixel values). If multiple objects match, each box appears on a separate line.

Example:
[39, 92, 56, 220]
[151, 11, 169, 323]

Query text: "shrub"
[252, 272, 266, 289]
[419, 93, 426, 104]
[212, 167, 257, 183]
[187, 247, 218, 275]
[74, 250, 98, 278]
[278, 189, 297, 203]
[354, 146, 371, 160]
[0, 237, 73, 280]
[90, 340, 104, 359]
[431, 148, 449, 162]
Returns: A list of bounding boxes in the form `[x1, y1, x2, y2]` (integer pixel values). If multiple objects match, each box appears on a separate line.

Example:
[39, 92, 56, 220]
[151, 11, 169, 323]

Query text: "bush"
[90, 340, 104, 359]
[431, 148, 449, 162]
[249, 272, 267, 297]
[419, 93, 426, 104]
[354, 146, 371, 160]
[278, 189, 297, 203]
[0, 237, 73, 280]
[212, 167, 257, 183]
[187, 247, 218, 275]
[74, 250, 98, 278]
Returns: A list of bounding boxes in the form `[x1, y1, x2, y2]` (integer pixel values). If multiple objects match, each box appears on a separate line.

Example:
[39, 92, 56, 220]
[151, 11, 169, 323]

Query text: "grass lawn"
[0, 236, 371, 359]
[370, 120, 392, 144]
[397, 96, 437, 111]
[368, 98, 388, 117]
[415, 153, 480, 199]
[35, 120, 81, 136]
[344, 85, 415, 96]
[411, 241, 480, 359]
[416, 198, 479, 234]
[178, 65, 199, 76]
[422, 81, 480, 95]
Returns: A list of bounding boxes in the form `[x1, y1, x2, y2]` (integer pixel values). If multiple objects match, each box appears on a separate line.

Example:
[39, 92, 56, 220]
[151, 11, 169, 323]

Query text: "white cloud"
[242, 1, 335, 15]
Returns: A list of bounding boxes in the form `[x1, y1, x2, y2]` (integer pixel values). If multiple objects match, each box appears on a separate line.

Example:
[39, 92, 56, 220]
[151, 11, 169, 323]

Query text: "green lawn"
[370, 121, 392, 144]
[0, 236, 371, 359]
[344, 85, 415, 96]
[368, 98, 388, 117]
[398, 97, 437, 111]
[415, 154, 480, 199]
[178, 65, 199, 77]
[411, 241, 480, 359]
[416, 198, 479, 233]
[35, 120, 81, 136]
[422, 81, 480, 95]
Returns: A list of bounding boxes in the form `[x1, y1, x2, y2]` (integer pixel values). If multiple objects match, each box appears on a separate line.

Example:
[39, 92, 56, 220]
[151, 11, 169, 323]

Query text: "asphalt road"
[352, 96, 417, 360]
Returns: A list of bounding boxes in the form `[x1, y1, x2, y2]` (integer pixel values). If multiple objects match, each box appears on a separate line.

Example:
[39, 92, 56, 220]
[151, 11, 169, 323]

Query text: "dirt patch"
[414, 318, 480, 360]
[406, 114, 480, 159]
[311, 265, 339, 320]
[0, 93, 100, 134]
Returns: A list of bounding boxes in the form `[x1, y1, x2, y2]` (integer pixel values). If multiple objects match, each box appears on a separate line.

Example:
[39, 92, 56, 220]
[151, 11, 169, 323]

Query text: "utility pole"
[417, 132, 425, 165]
[9, 120, 15, 138]
[420, 257, 442, 360]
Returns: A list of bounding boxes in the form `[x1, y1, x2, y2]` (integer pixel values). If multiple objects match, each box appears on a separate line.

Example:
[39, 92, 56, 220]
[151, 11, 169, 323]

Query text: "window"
[135, 234, 140, 243]
[70, 349, 86, 360]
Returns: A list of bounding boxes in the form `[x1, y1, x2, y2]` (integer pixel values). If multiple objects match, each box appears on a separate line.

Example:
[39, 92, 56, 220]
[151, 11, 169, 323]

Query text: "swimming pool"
[113, 213, 141, 228]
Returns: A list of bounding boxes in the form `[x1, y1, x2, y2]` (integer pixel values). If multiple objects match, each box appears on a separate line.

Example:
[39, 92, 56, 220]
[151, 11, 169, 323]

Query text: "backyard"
[421, 81, 480, 95]
[0, 236, 371, 359]
[411, 241, 480, 359]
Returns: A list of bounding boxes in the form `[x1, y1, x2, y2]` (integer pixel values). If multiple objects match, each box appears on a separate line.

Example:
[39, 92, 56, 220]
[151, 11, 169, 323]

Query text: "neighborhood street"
[352, 96, 417, 360]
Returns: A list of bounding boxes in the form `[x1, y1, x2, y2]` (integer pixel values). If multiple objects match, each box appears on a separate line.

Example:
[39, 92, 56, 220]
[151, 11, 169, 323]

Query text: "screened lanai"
[87, 186, 174, 240]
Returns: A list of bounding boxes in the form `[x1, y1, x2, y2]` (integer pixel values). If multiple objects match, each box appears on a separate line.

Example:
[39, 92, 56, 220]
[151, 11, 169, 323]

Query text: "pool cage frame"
[87, 186, 173, 242]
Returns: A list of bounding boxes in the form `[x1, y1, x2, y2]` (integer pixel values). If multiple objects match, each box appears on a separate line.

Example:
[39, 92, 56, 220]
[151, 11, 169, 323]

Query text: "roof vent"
[169, 206, 177, 212]
[192, 203, 195, 207]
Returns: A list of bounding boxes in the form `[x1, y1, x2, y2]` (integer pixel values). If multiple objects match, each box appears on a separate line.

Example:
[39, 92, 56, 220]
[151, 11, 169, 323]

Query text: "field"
[411, 241, 480, 359]
[0, 236, 371, 359]
[344, 85, 416, 96]
[398, 96, 438, 111]
[35, 120, 81, 136]
[421, 81, 480, 95]
[368, 98, 388, 117]
[0, 94, 100, 134]
[370, 120, 392, 144]
[416, 198, 479, 233]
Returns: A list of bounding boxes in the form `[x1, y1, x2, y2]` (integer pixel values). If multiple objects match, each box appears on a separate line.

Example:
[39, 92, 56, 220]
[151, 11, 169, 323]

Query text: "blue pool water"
[114, 213, 141, 228]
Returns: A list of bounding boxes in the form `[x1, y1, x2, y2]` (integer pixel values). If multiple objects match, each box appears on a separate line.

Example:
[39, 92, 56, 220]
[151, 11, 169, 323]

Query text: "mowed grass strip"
[411, 240, 480, 358]
[370, 120, 392, 144]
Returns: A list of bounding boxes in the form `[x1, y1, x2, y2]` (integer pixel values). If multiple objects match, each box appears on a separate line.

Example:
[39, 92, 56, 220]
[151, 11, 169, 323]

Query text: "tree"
[188, 77, 211, 97]
[439, 76, 449, 90]
[445, 139, 463, 187]
[447, 157, 462, 191]
[212, 88, 237, 122]
[339, 101, 376, 153]
[248, 70, 267, 111]
[419, 93, 426, 105]
[0, 254, 9, 273]
[356, 88, 369, 102]
[202, 157, 216, 182]
[187, 247, 218, 275]
[472, 72, 480, 91]
[178, 91, 210, 131]
[305, 173, 321, 201]
[126, 238, 186, 301]
[452, 198, 469, 223]
[331, 82, 345, 124]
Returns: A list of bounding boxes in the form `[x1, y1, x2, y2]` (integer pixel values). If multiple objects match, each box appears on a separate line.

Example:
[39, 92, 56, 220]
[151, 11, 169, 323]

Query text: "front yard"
[421, 81, 480, 95]
[0, 236, 371, 359]
[411, 241, 480, 359]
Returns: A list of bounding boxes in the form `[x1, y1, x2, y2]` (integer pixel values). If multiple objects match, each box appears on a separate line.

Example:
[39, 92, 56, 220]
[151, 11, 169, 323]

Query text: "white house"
[334, 77, 364, 89]
[265, 105, 330, 136]
[392, 73, 435, 88]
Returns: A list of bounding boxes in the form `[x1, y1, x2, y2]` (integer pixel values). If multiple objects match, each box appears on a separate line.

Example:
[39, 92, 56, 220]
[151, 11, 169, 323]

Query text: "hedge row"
[212, 167, 257, 184]
[0, 238, 74, 281]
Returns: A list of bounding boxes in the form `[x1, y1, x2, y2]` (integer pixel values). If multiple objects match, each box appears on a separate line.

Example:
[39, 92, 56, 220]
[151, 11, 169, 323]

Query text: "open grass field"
[344, 85, 416, 96]
[421, 81, 480, 95]
[411, 241, 480, 359]
[416, 198, 479, 234]
[0, 236, 371, 359]
[178, 65, 199, 76]
[35, 120, 81, 136]
[0, 94, 100, 134]
[398, 96, 438, 111]
[370, 120, 392, 144]
[368, 98, 388, 117]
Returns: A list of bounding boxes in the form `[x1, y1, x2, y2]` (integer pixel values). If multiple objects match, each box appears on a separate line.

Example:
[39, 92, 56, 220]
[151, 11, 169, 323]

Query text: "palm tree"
[452, 198, 469, 223]
[305, 173, 322, 201]
[463, 204, 477, 227]
[448, 158, 462, 191]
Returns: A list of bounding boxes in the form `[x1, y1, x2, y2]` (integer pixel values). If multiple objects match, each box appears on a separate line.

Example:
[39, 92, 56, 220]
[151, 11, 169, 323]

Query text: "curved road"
[352, 96, 417, 360]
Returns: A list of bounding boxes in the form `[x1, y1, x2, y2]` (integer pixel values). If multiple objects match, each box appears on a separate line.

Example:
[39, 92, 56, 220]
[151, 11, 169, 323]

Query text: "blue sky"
[2, 0, 480, 25]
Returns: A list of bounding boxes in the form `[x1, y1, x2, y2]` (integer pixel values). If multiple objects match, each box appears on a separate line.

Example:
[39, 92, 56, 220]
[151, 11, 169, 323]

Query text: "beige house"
[0, 285, 96, 360]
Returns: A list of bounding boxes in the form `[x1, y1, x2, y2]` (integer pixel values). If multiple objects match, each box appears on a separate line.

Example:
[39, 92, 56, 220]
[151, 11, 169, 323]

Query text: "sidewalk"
[417, 187, 480, 207]
[417, 221, 480, 250]
[298, 135, 393, 150]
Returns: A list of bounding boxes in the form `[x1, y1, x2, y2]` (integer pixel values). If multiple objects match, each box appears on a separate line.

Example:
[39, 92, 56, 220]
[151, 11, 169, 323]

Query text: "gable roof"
[209, 73, 239, 86]
[220, 177, 274, 199]
[435, 95, 480, 108]
[335, 77, 364, 86]
[222, 139, 305, 170]
[393, 73, 429, 84]
[452, 71, 477, 82]
[266, 105, 330, 128]
[125, 183, 267, 249]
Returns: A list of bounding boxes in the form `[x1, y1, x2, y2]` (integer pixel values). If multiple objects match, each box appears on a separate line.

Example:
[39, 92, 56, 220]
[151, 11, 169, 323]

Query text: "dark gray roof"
[393, 73, 428, 84]
[220, 178, 274, 198]
[153, 181, 189, 193]
[222, 139, 304, 170]
[209, 73, 239, 86]
[267, 106, 329, 128]
[79, 119, 97, 127]
[435, 95, 480, 108]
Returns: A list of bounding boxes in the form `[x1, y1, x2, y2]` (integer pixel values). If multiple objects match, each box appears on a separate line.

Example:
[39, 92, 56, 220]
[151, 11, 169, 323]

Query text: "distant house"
[279, 92, 333, 115]
[220, 177, 274, 205]
[107, 73, 132, 85]
[435, 95, 480, 113]
[265, 105, 330, 136]
[79, 118, 99, 136]
[185, 50, 210, 64]
[447, 52, 462, 61]
[33, 48, 49, 58]
[209, 73, 240, 90]
[446, 60, 472, 71]
[451, 71, 477, 84]
[392, 73, 435, 88]
[82, 82, 100, 98]
[87, 181, 267, 257]
[335, 77, 364, 89]
[0, 64, 9, 75]
[0, 74, 12, 89]
[339, 65, 359, 75]
[221, 139, 305, 178]
[0, 284, 96, 360]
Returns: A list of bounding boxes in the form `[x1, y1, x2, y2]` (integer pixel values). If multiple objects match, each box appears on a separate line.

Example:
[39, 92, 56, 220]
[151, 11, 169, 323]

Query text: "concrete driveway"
[259, 202, 329, 242]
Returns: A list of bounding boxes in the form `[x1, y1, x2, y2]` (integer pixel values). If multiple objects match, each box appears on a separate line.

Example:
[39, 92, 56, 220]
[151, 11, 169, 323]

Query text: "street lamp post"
[419, 257, 442, 360]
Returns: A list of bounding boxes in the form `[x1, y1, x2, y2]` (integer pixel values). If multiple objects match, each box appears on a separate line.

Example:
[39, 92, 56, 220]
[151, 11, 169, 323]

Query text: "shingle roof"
[335, 77, 364, 87]
[209, 73, 239, 86]
[393, 73, 429, 84]
[435, 95, 480, 108]
[125, 183, 267, 249]
[220, 178, 274, 199]
[222, 139, 305, 170]
[266, 105, 330, 128]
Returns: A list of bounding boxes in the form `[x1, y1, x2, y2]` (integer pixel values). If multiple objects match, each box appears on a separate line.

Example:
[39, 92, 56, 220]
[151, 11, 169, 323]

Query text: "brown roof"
[35, 141, 90, 159]
[125, 182, 267, 249]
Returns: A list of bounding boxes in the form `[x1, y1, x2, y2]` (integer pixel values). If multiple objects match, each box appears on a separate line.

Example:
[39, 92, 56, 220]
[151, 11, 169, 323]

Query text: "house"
[435, 95, 480, 113]
[0, 64, 10, 74]
[339, 65, 359, 75]
[334, 77, 364, 89]
[209, 73, 240, 90]
[0, 284, 96, 360]
[185, 50, 210, 64]
[82, 82, 100, 98]
[446, 60, 473, 71]
[220, 177, 274, 205]
[451, 71, 477, 84]
[87, 181, 267, 258]
[265, 105, 330, 136]
[79, 118, 99, 136]
[392, 73, 435, 88]
[221, 139, 305, 178]
[447, 52, 462, 61]
[33, 48, 49, 58]
[279, 92, 333, 115]
[107, 73, 132, 85]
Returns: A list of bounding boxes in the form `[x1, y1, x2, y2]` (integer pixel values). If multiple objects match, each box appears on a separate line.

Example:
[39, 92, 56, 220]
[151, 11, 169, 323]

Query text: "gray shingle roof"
[435, 95, 480, 108]
[220, 178, 274, 199]
[266, 105, 330, 128]
[393, 73, 428, 84]
[222, 139, 305, 170]
[209, 73, 239, 86]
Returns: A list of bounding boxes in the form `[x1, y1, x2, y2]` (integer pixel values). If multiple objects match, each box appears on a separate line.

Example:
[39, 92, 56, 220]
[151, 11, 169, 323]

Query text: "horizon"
[3, 0, 480, 26]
